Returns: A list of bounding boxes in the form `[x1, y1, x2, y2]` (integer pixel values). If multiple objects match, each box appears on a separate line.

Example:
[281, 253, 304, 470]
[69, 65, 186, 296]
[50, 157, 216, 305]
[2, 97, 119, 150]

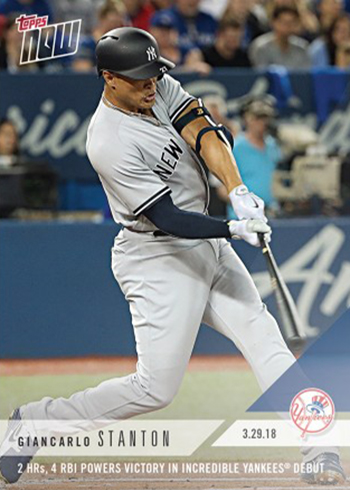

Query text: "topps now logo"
[290, 388, 335, 438]
[16, 14, 81, 65]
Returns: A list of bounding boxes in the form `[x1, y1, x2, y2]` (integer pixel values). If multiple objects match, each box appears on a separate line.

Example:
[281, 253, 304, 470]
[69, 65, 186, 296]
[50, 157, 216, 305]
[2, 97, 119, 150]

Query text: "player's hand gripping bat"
[258, 233, 306, 351]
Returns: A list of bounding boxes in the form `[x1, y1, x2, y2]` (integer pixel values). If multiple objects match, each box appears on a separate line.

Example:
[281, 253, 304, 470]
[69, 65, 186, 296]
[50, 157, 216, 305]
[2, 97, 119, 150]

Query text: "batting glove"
[228, 219, 271, 247]
[229, 184, 267, 222]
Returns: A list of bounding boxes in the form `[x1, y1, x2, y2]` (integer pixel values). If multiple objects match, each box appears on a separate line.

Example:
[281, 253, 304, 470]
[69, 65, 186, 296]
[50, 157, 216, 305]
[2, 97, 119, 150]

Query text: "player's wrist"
[228, 219, 271, 246]
[227, 219, 240, 240]
[229, 184, 249, 198]
[229, 184, 267, 222]
[228, 184, 250, 211]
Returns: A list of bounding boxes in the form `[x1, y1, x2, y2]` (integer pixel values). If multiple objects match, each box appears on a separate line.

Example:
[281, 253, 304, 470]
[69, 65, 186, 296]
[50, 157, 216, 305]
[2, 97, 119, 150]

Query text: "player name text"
[18, 429, 170, 449]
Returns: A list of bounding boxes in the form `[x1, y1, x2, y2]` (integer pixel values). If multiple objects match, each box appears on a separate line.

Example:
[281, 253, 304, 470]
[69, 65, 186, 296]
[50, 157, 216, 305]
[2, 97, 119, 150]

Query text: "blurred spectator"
[52, 0, 104, 36]
[317, 0, 344, 34]
[249, 6, 310, 68]
[150, 9, 183, 64]
[70, 47, 95, 72]
[0, 14, 38, 71]
[181, 49, 212, 74]
[92, 1, 128, 38]
[309, 12, 350, 67]
[266, 0, 319, 40]
[201, 18, 251, 67]
[200, 0, 229, 20]
[0, 0, 53, 20]
[336, 39, 350, 66]
[0, 118, 19, 166]
[222, 0, 269, 47]
[150, 0, 173, 10]
[202, 94, 238, 135]
[216, 98, 281, 218]
[150, 9, 211, 73]
[0, 14, 6, 37]
[161, 0, 217, 55]
[71, 1, 127, 72]
[123, 0, 154, 31]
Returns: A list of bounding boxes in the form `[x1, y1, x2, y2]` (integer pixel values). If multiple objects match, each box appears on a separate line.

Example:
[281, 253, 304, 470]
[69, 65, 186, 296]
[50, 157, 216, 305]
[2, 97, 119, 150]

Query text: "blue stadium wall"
[1, 218, 349, 358]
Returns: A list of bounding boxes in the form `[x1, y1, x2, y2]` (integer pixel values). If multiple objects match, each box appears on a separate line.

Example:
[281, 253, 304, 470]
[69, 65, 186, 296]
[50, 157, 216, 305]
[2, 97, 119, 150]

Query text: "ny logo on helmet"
[146, 46, 157, 61]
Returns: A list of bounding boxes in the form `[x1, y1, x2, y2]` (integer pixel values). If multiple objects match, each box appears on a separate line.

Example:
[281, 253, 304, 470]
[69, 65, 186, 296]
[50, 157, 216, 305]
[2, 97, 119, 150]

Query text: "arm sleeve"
[158, 74, 196, 124]
[143, 193, 230, 239]
[112, 146, 171, 216]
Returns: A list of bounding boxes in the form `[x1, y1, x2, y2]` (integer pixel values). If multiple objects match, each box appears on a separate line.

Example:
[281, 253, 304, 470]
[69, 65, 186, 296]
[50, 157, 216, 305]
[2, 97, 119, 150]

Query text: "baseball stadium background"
[1, 1, 350, 488]
[1, 70, 350, 357]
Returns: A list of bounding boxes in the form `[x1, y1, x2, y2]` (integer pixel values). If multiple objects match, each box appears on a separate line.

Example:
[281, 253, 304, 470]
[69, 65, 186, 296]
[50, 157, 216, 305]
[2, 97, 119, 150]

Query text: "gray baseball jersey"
[86, 74, 209, 232]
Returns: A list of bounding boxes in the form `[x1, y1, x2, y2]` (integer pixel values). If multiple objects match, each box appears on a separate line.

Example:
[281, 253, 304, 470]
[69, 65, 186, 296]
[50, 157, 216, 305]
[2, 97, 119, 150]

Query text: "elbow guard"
[173, 98, 234, 156]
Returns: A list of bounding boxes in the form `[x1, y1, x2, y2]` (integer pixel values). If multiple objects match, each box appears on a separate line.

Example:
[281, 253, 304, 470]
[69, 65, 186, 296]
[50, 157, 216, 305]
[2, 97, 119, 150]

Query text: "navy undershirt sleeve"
[143, 193, 230, 239]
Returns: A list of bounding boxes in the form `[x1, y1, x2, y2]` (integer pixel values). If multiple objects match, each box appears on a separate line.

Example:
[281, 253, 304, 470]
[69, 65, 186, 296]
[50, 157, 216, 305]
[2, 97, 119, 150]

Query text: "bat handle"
[288, 335, 306, 351]
[257, 232, 267, 249]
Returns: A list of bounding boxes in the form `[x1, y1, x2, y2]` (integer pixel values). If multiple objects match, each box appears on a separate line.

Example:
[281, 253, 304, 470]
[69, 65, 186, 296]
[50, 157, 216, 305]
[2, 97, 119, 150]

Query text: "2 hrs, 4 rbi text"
[22, 461, 326, 476]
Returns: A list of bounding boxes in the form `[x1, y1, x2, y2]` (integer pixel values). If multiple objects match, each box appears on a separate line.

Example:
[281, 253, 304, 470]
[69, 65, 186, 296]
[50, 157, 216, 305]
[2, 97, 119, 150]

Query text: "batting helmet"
[95, 27, 176, 80]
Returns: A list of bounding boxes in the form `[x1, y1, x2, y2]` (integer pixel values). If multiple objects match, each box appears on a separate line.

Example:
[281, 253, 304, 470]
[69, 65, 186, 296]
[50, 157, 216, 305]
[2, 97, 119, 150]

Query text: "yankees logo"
[146, 46, 157, 61]
[290, 388, 335, 438]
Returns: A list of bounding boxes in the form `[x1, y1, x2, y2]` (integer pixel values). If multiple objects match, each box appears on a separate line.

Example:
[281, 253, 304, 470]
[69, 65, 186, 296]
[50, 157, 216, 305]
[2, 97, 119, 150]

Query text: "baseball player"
[0, 27, 345, 485]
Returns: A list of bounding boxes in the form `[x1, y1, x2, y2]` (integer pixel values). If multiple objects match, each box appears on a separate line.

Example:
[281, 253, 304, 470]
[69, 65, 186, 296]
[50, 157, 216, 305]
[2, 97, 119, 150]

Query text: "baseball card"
[1, 2, 350, 490]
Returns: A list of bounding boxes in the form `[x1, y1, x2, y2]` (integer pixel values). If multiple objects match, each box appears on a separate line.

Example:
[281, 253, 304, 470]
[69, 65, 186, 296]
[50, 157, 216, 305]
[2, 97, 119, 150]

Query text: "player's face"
[107, 73, 158, 112]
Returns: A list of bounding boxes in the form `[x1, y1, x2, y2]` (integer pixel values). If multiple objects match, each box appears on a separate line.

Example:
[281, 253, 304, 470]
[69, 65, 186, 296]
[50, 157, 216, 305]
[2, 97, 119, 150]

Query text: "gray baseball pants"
[23, 230, 332, 460]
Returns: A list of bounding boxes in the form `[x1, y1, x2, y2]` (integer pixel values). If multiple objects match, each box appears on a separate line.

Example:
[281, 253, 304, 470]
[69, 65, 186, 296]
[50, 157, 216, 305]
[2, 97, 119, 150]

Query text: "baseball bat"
[258, 233, 306, 351]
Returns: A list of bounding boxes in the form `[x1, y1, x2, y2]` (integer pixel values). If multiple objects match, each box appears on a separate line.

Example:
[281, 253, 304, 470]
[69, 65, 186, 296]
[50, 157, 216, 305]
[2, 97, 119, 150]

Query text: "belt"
[124, 226, 168, 237]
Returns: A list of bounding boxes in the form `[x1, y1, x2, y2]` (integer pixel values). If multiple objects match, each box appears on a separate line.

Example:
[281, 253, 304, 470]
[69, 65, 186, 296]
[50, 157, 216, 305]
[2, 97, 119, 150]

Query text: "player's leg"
[0, 236, 217, 484]
[20, 237, 216, 429]
[202, 239, 340, 472]
[202, 239, 296, 391]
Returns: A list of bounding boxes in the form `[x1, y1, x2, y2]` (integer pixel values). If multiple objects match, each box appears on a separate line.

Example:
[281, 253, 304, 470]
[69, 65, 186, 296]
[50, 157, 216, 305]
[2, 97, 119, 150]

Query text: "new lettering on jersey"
[16, 14, 81, 65]
[155, 139, 184, 180]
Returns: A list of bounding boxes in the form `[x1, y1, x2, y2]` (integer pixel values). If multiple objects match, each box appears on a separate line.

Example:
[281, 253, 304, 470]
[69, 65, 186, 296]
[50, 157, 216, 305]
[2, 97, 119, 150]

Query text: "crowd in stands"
[0, 0, 350, 73]
[0, 118, 19, 166]
[0, 0, 349, 218]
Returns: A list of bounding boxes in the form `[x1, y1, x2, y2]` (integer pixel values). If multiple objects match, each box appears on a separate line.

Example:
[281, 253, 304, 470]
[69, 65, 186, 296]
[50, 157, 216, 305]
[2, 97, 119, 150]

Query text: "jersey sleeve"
[158, 74, 196, 124]
[112, 147, 171, 217]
